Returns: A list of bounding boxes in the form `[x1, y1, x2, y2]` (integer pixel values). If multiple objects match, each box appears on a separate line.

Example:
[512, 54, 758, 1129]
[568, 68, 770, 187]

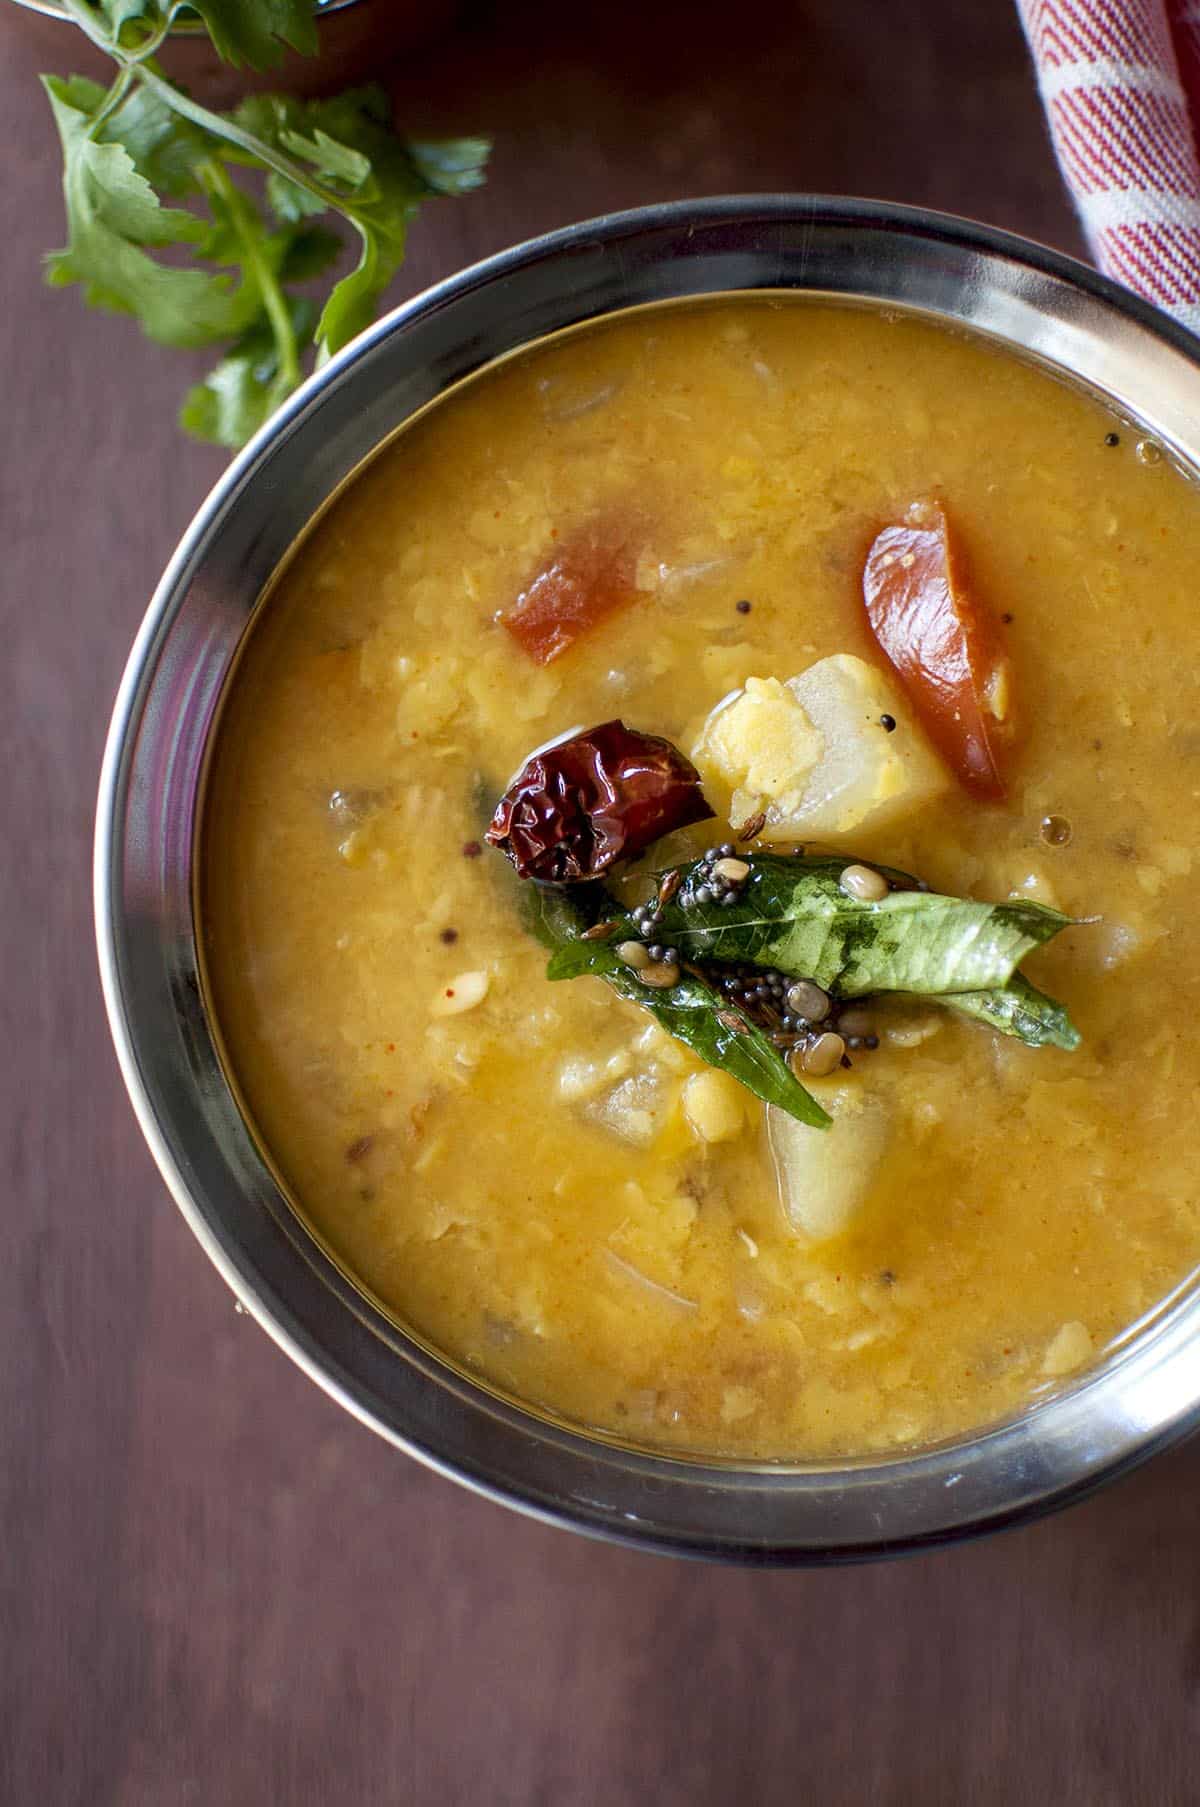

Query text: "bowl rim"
[96, 194, 1200, 1562]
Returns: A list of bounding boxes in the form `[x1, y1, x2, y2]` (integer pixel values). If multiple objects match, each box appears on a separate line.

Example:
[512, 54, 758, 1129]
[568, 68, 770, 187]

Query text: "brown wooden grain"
[4, 4, 1198, 1803]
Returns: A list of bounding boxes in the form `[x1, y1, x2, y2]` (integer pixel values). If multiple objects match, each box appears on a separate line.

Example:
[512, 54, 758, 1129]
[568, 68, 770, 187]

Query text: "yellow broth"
[204, 297, 1200, 1458]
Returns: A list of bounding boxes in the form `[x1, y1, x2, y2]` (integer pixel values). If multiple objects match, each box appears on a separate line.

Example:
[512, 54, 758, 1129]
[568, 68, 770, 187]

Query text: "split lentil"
[205, 293, 1200, 1462]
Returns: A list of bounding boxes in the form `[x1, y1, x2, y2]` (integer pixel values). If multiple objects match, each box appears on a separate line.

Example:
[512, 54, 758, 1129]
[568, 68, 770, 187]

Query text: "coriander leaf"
[614, 854, 1073, 999]
[98, 0, 161, 36]
[42, 74, 248, 347]
[230, 88, 416, 350]
[231, 87, 491, 355]
[317, 133, 493, 352]
[181, 296, 314, 446]
[281, 124, 372, 188]
[276, 224, 342, 282]
[523, 884, 830, 1129]
[233, 88, 396, 192]
[183, 159, 318, 426]
[92, 78, 218, 196]
[939, 975, 1081, 1051]
[46, 75, 203, 247]
[45, 71, 108, 113]
[194, 198, 338, 289]
[184, 0, 318, 70]
[233, 97, 331, 219]
[276, 96, 426, 352]
[190, 166, 326, 283]
[266, 168, 329, 224]
[406, 138, 491, 196]
[230, 90, 308, 140]
[41, 38, 487, 447]
[317, 232, 403, 354]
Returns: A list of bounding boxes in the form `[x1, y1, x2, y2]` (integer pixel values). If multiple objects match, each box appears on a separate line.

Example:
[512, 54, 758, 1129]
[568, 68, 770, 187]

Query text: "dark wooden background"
[4, 3, 1198, 1801]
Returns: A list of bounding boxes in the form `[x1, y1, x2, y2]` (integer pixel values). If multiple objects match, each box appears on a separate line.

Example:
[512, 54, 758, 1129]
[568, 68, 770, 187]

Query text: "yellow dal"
[204, 297, 1200, 1458]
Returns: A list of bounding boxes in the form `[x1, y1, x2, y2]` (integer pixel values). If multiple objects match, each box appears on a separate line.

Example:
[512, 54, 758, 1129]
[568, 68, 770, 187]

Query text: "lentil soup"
[204, 296, 1200, 1459]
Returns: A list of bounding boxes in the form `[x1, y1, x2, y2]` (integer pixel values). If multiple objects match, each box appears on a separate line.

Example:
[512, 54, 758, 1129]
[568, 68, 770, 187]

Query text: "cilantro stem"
[198, 157, 300, 395]
[130, 63, 384, 341]
[135, 67, 353, 217]
[60, 0, 183, 65]
[44, 1, 487, 444]
[85, 67, 134, 139]
[58, 0, 357, 218]
[127, 5, 186, 64]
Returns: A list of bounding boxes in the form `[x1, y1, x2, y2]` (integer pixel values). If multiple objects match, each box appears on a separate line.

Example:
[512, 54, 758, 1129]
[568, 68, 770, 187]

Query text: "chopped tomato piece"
[862, 502, 1014, 800]
[500, 521, 639, 665]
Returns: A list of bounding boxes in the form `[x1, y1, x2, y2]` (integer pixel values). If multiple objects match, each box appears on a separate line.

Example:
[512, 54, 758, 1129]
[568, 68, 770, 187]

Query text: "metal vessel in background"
[95, 197, 1200, 1562]
[7, 0, 455, 100]
[10, 0, 359, 17]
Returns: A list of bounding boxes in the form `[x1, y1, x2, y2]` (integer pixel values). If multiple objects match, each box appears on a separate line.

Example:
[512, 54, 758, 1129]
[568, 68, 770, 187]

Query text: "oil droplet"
[1040, 814, 1073, 847]
[1135, 438, 1163, 467]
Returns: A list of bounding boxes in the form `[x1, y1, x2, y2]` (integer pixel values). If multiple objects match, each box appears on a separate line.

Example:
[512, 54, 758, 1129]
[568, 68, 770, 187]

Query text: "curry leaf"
[523, 884, 830, 1129]
[555, 946, 832, 1129]
[939, 975, 1081, 1051]
[517, 878, 604, 952]
[609, 854, 1073, 999]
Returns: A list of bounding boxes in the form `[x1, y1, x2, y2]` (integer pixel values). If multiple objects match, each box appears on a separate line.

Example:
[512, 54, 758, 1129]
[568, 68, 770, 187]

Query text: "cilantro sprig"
[42, 2, 489, 445]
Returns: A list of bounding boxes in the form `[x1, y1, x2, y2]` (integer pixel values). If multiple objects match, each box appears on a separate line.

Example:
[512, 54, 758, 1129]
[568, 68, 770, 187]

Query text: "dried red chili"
[486, 720, 715, 882]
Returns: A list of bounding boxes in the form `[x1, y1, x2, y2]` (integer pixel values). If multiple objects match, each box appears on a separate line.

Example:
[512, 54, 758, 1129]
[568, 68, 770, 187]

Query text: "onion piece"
[767, 1081, 890, 1241]
[734, 1277, 766, 1322]
[662, 554, 736, 587]
[539, 380, 619, 421]
[604, 1248, 698, 1313]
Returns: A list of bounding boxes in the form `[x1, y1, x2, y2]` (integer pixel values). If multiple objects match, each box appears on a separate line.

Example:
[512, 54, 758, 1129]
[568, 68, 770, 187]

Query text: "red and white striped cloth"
[1018, 0, 1200, 329]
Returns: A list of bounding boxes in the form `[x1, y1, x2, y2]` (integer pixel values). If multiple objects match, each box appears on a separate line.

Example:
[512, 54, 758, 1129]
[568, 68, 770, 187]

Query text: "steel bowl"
[95, 197, 1200, 1562]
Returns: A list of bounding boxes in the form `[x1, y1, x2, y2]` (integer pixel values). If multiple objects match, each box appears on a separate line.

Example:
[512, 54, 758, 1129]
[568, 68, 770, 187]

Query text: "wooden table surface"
[4, 3, 1198, 1801]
